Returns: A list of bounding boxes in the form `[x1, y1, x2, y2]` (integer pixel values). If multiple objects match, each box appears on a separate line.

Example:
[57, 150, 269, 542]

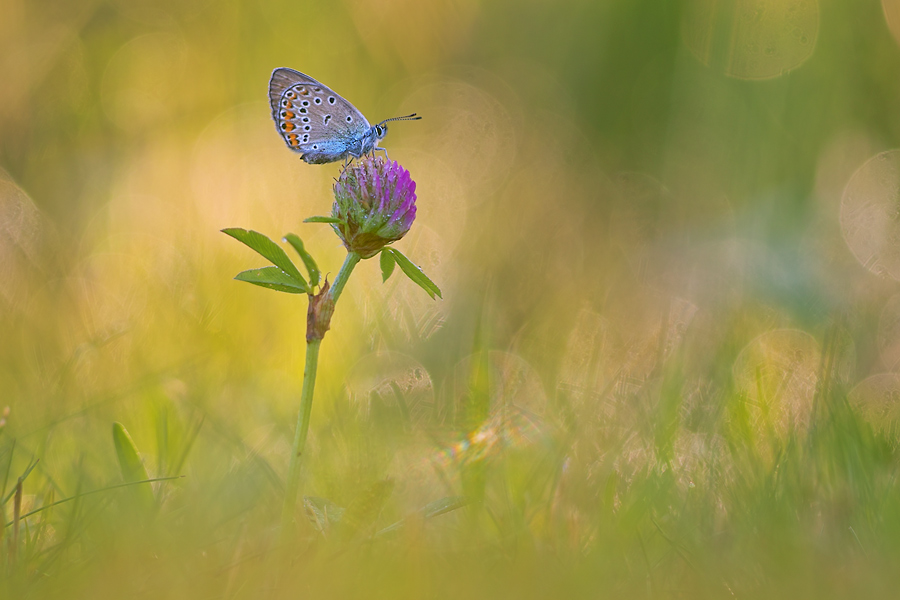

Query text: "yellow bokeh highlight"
[683, 0, 818, 79]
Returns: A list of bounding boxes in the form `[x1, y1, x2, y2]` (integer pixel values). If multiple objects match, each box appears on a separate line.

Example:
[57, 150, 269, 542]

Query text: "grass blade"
[112, 422, 155, 510]
[2, 457, 39, 506]
[4, 476, 183, 526]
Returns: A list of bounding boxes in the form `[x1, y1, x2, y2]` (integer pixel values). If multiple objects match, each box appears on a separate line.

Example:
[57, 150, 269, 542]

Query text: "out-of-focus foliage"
[4, 0, 900, 597]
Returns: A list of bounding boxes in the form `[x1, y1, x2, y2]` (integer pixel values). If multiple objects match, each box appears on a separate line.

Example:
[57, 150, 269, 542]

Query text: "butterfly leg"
[374, 146, 390, 161]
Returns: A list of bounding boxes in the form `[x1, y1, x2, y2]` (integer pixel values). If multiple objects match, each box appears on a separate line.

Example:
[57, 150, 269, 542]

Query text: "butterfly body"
[268, 68, 417, 164]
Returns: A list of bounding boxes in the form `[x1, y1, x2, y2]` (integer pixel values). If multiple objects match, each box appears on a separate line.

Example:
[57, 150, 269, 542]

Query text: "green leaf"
[221, 228, 308, 290]
[234, 267, 307, 294]
[112, 422, 155, 509]
[380, 249, 396, 283]
[284, 233, 321, 287]
[386, 249, 442, 299]
[303, 216, 342, 224]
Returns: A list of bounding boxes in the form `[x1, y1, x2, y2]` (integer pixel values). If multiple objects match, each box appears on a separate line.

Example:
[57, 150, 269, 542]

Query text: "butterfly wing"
[269, 68, 372, 163]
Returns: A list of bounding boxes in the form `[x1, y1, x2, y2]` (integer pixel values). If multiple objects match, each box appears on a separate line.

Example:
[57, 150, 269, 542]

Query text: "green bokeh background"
[4, 0, 900, 598]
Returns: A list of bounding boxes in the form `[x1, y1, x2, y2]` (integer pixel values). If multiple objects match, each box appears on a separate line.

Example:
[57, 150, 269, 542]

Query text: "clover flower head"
[331, 156, 417, 259]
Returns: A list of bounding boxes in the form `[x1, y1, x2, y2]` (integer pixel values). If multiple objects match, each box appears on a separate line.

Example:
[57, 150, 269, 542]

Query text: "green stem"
[328, 251, 361, 305]
[281, 251, 361, 531]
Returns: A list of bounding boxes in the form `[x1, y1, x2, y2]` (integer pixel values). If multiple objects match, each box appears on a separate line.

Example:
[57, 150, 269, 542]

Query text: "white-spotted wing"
[269, 68, 372, 164]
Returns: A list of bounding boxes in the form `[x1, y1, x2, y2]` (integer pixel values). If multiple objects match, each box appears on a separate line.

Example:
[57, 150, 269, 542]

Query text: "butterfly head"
[375, 113, 422, 141]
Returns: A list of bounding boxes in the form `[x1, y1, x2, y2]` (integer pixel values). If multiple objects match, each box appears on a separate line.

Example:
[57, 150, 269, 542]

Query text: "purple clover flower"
[331, 156, 417, 258]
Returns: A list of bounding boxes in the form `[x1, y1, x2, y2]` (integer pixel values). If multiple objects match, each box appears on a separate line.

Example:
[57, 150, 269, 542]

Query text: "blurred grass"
[5, 0, 900, 597]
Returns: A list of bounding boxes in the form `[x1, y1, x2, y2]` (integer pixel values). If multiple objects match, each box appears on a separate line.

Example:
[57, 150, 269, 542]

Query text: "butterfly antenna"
[379, 113, 422, 125]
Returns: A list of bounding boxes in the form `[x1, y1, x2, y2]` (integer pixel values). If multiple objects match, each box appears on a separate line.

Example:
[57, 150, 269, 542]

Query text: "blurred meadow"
[5, 0, 900, 597]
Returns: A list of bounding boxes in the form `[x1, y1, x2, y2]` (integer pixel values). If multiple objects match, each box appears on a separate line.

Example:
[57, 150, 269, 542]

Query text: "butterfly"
[268, 67, 420, 165]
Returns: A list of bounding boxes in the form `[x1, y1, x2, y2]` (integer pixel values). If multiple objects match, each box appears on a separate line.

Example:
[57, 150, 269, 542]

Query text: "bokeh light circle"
[848, 373, 900, 432]
[0, 177, 41, 309]
[883, 0, 900, 47]
[345, 351, 436, 428]
[840, 150, 900, 280]
[399, 79, 516, 203]
[732, 329, 820, 436]
[878, 292, 900, 370]
[682, 0, 819, 80]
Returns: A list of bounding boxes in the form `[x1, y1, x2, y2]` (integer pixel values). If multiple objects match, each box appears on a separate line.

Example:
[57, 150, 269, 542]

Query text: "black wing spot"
[346, 116, 352, 122]
[314, 98, 322, 105]
[281, 99, 288, 107]
[328, 96, 336, 104]
[324, 115, 332, 125]
[314, 87, 321, 92]
[304, 125, 311, 131]
[301, 100, 310, 107]
[299, 108, 307, 114]
[280, 123, 287, 130]
[302, 117, 310, 123]
[302, 134, 309, 142]
[313, 144, 318, 149]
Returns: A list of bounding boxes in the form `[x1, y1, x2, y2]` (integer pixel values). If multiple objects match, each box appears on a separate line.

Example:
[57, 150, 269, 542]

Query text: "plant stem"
[281, 251, 361, 531]
[328, 250, 361, 305]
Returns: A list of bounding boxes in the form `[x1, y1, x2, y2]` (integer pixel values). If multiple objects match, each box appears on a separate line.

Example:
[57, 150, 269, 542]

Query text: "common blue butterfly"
[269, 68, 420, 165]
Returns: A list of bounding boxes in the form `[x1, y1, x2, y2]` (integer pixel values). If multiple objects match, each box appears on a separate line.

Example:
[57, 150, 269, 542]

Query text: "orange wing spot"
[299, 88, 310, 96]
[285, 101, 293, 109]
[284, 111, 294, 119]
[290, 137, 299, 147]
[284, 122, 295, 132]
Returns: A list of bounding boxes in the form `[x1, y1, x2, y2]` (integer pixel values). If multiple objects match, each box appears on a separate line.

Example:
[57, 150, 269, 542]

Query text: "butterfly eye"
[328, 96, 336, 105]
